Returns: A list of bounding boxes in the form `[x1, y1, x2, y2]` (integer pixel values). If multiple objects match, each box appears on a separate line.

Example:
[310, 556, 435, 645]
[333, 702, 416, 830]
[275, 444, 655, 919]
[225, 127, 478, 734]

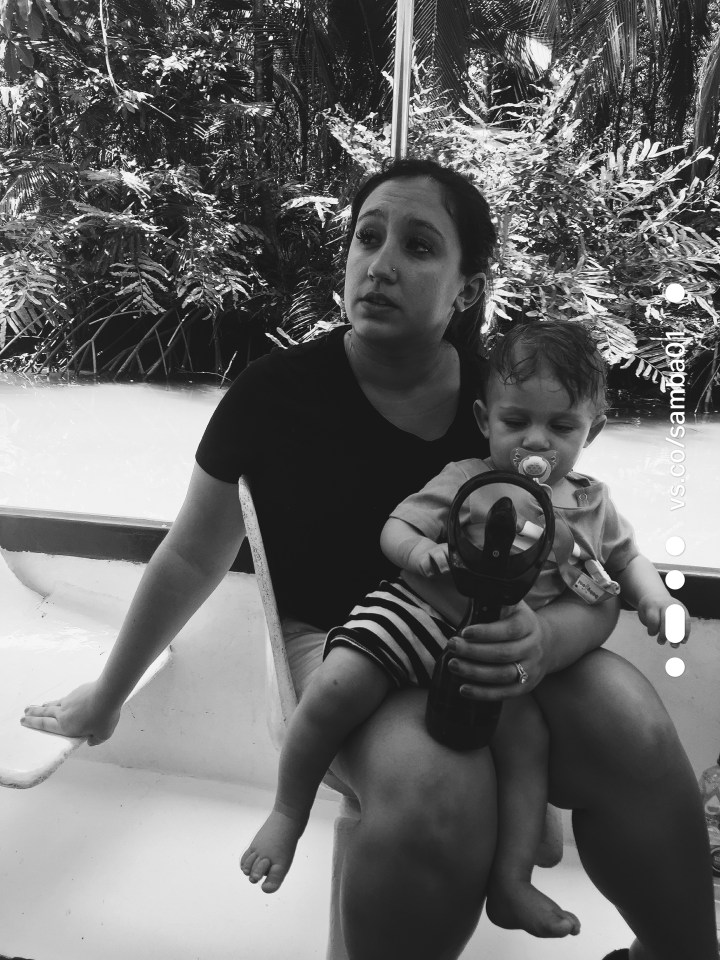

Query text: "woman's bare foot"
[240, 809, 304, 893]
[486, 876, 581, 938]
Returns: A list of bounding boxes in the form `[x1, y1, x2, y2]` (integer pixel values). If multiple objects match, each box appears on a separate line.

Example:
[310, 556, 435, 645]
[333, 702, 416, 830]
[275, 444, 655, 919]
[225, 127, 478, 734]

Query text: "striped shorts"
[324, 579, 459, 688]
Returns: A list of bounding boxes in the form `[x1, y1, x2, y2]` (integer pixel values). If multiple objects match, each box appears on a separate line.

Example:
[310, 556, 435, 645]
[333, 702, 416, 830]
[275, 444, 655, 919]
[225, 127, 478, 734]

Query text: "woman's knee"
[338, 690, 498, 869]
[366, 761, 497, 884]
[537, 649, 685, 796]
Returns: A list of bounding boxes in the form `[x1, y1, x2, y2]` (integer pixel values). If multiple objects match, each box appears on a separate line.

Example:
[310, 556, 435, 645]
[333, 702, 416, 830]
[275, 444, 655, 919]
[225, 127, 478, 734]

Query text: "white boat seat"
[0, 550, 169, 789]
[237, 476, 359, 960]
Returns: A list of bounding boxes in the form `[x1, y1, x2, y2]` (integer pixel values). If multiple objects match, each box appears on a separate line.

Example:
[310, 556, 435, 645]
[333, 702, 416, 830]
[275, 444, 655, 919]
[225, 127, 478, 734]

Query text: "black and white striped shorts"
[323, 579, 458, 688]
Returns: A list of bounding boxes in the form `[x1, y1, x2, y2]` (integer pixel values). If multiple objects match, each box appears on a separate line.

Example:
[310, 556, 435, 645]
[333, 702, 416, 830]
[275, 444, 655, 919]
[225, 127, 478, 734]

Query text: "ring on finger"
[514, 661, 529, 684]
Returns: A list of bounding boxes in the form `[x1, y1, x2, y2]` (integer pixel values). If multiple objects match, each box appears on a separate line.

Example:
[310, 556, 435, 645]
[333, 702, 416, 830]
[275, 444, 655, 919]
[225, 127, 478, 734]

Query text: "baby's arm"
[616, 555, 690, 643]
[381, 516, 450, 577]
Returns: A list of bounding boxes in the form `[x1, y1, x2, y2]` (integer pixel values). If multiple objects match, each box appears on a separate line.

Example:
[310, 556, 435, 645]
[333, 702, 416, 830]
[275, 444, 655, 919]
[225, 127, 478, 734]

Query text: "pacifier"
[511, 448, 557, 484]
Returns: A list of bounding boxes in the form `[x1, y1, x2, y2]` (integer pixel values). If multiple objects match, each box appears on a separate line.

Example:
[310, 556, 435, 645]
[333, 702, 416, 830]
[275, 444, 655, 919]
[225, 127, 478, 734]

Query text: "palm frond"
[0, 158, 76, 216]
[277, 1, 340, 106]
[470, 0, 552, 75]
[327, 0, 394, 114]
[618, 339, 683, 393]
[412, 0, 472, 103]
[693, 28, 720, 153]
[0, 252, 69, 343]
[527, 0, 575, 51]
[110, 253, 170, 315]
[82, 167, 152, 202]
[617, 0, 638, 72]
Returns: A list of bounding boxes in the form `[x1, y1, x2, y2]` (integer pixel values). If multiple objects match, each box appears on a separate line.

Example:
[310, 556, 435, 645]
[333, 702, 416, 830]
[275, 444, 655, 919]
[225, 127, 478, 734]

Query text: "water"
[579, 412, 720, 570]
[1, 374, 718, 569]
[0, 376, 221, 522]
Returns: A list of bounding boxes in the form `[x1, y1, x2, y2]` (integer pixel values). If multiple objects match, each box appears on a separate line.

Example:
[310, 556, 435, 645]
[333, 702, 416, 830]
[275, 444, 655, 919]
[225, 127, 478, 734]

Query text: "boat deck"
[1, 545, 718, 959]
[0, 756, 634, 960]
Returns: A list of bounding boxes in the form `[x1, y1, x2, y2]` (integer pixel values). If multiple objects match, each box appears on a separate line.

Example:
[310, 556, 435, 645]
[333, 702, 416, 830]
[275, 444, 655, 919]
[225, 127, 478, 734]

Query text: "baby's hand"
[637, 596, 690, 645]
[407, 542, 450, 578]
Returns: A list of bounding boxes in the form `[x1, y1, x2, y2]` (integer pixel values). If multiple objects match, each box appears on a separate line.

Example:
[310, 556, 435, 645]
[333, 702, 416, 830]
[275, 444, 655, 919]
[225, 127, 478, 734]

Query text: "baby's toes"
[249, 855, 272, 884]
[261, 862, 288, 894]
[239, 848, 257, 876]
[565, 911, 581, 936]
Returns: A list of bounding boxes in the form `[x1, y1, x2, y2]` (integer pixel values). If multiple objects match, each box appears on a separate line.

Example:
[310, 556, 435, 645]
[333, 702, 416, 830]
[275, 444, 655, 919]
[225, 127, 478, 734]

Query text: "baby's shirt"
[390, 458, 639, 620]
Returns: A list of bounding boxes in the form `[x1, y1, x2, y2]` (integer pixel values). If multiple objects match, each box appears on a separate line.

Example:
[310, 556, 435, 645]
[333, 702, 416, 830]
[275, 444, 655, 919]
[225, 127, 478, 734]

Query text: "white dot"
[665, 569, 685, 590]
[665, 657, 685, 678]
[665, 536, 686, 557]
[664, 604, 687, 645]
[664, 283, 685, 304]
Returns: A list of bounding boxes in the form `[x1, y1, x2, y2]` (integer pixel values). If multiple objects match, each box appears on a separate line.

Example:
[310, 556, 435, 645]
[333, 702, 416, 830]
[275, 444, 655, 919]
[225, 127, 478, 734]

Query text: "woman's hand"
[20, 682, 122, 746]
[445, 600, 549, 700]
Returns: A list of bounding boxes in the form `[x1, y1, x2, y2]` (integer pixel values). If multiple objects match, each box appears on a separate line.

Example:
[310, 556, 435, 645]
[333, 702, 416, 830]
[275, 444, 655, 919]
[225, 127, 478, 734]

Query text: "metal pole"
[390, 0, 415, 159]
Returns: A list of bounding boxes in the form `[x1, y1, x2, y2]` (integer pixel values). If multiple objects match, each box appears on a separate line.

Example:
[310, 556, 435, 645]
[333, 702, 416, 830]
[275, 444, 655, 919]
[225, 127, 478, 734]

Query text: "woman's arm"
[444, 591, 621, 702]
[21, 464, 246, 741]
[95, 463, 247, 704]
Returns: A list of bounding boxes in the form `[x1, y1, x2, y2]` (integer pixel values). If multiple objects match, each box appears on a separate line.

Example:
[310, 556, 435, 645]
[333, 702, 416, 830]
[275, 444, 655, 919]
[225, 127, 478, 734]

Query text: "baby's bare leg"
[486, 695, 581, 938]
[240, 646, 391, 893]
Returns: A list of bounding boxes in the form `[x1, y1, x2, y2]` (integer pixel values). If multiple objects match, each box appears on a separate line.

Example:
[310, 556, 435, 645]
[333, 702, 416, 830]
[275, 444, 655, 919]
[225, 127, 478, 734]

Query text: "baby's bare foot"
[240, 809, 304, 893]
[486, 877, 581, 938]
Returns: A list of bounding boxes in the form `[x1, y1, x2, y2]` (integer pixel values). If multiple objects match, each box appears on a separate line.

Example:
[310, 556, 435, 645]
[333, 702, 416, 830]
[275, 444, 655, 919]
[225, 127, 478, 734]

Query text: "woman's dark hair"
[482, 320, 608, 411]
[347, 158, 497, 356]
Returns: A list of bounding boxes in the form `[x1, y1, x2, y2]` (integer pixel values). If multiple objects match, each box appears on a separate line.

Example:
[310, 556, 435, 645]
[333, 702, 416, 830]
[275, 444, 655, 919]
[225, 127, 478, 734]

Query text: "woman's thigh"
[282, 618, 498, 848]
[335, 685, 496, 806]
[535, 646, 688, 810]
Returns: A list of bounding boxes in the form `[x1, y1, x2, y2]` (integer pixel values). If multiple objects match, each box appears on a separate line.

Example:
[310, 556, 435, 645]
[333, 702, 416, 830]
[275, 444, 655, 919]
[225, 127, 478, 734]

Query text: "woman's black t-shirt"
[195, 326, 488, 630]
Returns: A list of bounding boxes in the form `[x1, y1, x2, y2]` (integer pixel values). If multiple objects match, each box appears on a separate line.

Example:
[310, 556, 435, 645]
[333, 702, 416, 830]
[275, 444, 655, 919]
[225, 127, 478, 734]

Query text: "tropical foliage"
[0, 0, 718, 407]
[315, 74, 720, 409]
[0, 0, 346, 375]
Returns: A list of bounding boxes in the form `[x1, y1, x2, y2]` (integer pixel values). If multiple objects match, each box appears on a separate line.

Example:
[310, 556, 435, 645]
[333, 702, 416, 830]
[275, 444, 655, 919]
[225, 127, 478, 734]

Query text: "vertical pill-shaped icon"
[664, 603, 687, 646]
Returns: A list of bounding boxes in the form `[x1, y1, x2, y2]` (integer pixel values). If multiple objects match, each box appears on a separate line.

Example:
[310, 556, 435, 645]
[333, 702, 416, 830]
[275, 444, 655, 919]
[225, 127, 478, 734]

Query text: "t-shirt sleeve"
[600, 496, 640, 575]
[195, 356, 269, 483]
[389, 461, 474, 541]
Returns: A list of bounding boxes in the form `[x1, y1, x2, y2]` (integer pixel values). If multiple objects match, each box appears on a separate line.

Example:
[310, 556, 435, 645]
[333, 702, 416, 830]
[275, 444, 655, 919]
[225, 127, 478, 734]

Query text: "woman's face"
[344, 177, 484, 349]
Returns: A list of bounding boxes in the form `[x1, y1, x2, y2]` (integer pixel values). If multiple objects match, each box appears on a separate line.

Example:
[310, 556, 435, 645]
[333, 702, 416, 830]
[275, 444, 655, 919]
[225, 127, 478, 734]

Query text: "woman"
[22, 159, 718, 960]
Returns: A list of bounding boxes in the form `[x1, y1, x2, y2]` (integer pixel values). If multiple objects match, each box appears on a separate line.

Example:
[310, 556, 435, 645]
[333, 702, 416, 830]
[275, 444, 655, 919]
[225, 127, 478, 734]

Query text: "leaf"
[28, 7, 43, 39]
[14, 40, 33, 67]
[637, 139, 653, 162]
[694, 30, 720, 151]
[35, 0, 61, 20]
[1, 0, 15, 39]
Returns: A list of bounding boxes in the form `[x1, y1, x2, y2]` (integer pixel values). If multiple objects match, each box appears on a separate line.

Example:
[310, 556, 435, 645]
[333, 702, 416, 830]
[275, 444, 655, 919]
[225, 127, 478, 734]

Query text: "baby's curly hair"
[482, 320, 608, 411]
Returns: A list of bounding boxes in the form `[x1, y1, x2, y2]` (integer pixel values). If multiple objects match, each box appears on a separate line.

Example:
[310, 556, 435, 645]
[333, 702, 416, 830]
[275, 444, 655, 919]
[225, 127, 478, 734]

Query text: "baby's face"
[475, 369, 606, 487]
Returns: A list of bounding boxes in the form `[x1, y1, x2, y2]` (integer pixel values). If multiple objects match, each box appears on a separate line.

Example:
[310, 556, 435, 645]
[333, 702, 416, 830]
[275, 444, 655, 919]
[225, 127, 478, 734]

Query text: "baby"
[241, 320, 688, 939]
